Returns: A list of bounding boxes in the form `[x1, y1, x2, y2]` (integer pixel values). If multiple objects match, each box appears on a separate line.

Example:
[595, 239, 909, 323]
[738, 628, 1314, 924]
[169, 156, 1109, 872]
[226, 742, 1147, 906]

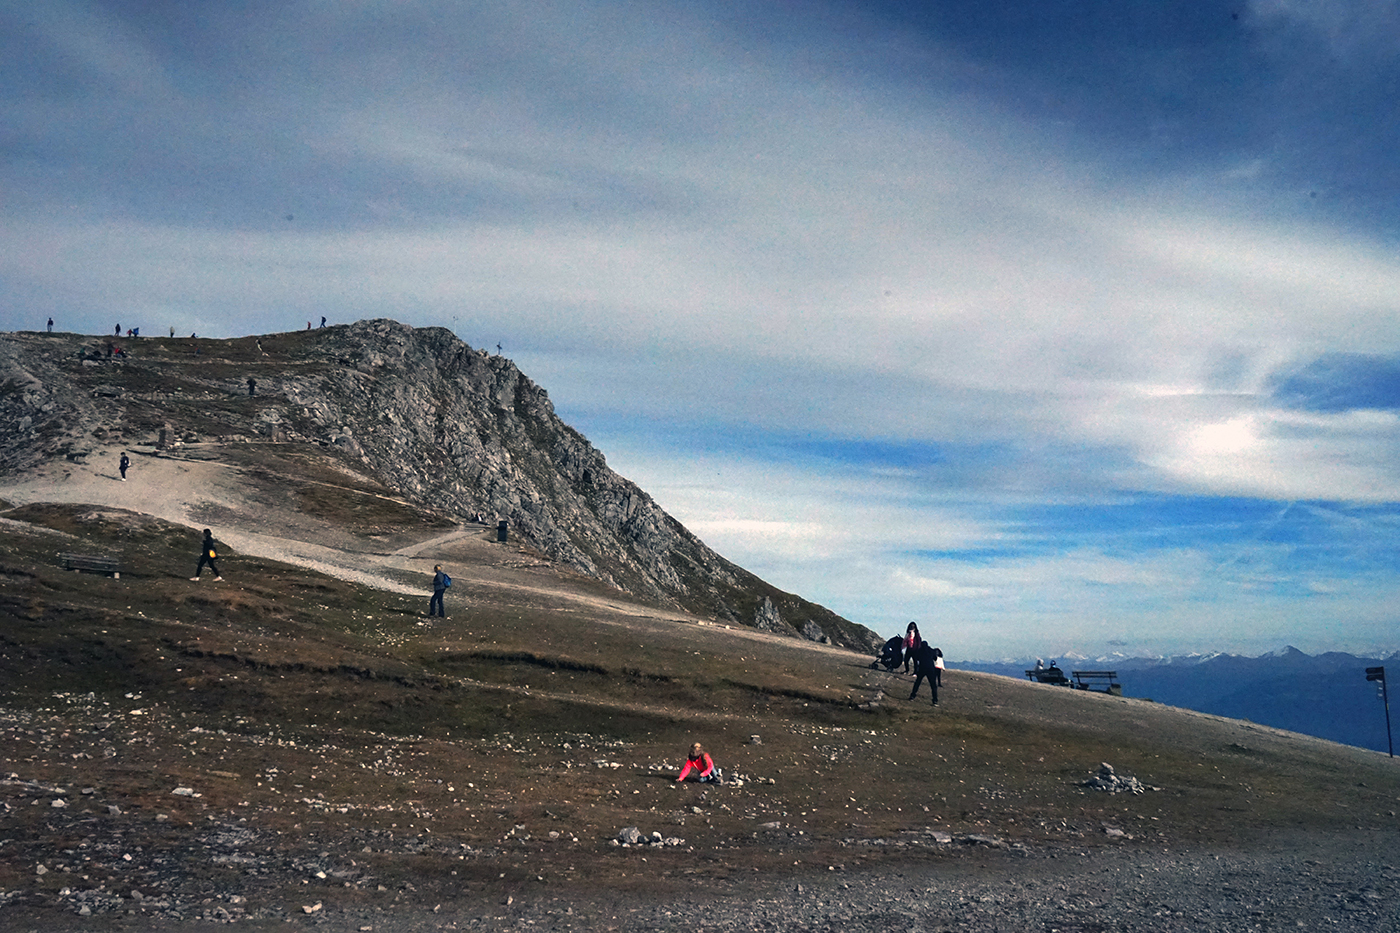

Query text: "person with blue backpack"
[430, 564, 451, 618]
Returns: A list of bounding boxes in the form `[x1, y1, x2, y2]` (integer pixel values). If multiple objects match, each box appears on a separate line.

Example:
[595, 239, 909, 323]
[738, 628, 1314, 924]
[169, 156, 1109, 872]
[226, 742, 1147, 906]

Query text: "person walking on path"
[676, 742, 722, 784]
[908, 643, 940, 706]
[119, 452, 130, 481]
[247, 377, 256, 397]
[191, 529, 223, 581]
[429, 564, 450, 617]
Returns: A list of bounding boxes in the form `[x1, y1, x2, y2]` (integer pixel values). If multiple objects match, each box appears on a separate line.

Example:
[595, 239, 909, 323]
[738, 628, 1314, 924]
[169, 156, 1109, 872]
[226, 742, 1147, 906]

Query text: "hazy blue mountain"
[956, 648, 1398, 755]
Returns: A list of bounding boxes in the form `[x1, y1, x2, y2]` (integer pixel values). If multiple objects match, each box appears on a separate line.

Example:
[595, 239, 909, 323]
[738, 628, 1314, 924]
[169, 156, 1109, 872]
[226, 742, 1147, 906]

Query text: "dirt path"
[0, 447, 725, 626]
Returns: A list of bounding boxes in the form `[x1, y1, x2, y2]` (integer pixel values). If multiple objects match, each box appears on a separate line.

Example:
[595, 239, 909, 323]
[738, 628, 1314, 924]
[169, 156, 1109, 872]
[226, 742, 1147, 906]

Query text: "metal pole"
[1385, 676, 1394, 759]
[1366, 667, 1392, 758]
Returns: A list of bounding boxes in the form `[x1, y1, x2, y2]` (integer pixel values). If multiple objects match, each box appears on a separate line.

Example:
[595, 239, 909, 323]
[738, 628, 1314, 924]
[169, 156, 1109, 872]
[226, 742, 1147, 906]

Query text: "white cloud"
[888, 568, 992, 598]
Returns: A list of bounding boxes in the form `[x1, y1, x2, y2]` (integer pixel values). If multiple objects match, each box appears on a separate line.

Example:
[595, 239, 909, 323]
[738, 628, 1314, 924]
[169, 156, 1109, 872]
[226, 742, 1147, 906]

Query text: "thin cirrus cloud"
[2, 0, 1399, 658]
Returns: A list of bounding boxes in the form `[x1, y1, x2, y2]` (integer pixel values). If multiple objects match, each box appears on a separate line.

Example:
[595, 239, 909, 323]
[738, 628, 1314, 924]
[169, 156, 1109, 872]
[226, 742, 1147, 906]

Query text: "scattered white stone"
[303, 902, 323, 914]
[171, 786, 198, 797]
[50, 798, 66, 808]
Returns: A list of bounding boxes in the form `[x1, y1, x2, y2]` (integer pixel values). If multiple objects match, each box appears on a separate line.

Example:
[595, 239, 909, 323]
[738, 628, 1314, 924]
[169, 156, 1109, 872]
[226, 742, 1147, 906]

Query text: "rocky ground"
[2, 444, 1399, 932]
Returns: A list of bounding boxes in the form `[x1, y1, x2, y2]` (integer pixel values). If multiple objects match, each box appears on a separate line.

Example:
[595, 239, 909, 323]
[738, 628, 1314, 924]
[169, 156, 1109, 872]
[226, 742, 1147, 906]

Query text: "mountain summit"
[0, 320, 875, 650]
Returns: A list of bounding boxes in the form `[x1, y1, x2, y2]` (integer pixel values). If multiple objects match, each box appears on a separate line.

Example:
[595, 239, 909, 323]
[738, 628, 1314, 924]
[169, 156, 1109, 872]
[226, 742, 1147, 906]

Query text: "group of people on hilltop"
[871, 622, 945, 707]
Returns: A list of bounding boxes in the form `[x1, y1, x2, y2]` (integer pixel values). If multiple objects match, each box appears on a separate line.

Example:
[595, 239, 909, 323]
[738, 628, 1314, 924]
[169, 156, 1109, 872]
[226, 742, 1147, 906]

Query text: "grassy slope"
[2, 499, 1398, 917]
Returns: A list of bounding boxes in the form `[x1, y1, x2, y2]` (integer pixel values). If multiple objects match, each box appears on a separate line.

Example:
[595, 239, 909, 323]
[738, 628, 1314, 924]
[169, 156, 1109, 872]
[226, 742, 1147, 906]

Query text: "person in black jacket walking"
[908, 643, 939, 706]
[191, 528, 223, 581]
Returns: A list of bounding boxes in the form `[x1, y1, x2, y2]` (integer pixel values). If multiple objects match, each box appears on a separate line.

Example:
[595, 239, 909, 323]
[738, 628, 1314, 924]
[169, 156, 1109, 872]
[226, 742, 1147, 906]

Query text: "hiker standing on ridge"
[903, 622, 922, 674]
[119, 452, 130, 481]
[429, 564, 450, 618]
[908, 643, 940, 707]
[191, 529, 223, 581]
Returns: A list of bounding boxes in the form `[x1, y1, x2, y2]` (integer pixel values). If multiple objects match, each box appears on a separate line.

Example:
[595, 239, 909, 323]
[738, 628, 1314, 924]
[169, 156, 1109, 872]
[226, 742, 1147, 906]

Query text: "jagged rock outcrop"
[0, 322, 879, 651]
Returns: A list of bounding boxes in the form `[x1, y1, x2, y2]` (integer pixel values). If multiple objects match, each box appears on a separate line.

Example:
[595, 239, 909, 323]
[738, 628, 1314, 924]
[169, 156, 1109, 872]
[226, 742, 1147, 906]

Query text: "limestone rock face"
[0, 321, 879, 652]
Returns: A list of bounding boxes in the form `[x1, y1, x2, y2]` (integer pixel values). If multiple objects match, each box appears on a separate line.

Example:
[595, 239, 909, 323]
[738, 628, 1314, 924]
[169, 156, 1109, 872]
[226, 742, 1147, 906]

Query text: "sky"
[3, 0, 1400, 659]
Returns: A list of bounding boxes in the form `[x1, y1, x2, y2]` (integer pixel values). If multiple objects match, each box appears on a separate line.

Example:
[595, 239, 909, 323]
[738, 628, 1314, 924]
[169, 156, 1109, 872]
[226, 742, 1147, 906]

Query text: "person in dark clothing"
[872, 636, 904, 672]
[932, 647, 944, 687]
[903, 622, 922, 673]
[429, 564, 449, 617]
[908, 643, 939, 706]
[247, 377, 257, 397]
[47, 317, 53, 333]
[191, 529, 223, 581]
[119, 452, 130, 481]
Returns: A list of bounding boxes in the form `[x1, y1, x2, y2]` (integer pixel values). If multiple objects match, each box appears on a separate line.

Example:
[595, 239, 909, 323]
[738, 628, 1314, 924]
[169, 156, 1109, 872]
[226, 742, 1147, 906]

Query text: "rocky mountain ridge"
[0, 320, 876, 651]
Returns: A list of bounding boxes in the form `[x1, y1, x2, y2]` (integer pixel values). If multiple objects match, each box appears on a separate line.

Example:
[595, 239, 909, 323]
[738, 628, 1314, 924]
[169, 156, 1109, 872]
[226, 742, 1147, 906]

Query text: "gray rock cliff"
[0, 321, 878, 652]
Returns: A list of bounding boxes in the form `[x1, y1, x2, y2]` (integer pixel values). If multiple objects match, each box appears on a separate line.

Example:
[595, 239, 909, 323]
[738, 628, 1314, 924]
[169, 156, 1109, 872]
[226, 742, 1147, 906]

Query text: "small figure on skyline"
[47, 317, 53, 333]
[115, 323, 121, 336]
[320, 316, 326, 328]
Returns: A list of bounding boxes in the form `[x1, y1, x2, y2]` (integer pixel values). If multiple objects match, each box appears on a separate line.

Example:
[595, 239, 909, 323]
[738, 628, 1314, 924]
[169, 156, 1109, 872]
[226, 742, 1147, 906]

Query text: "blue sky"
[4, 0, 1399, 658]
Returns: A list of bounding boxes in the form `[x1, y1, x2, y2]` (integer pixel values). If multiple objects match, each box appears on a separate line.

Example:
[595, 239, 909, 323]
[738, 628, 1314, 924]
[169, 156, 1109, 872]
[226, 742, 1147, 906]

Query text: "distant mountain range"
[957, 647, 1399, 755]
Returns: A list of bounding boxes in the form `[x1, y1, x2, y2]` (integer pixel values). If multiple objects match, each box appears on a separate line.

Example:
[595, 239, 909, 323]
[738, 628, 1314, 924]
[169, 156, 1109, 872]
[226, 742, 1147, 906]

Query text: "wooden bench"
[1026, 666, 1071, 686]
[1071, 670, 1121, 695]
[60, 553, 121, 578]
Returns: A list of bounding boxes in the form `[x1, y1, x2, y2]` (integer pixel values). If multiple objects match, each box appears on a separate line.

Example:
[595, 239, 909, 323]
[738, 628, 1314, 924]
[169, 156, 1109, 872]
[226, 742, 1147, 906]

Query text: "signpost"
[1366, 667, 1392, 758]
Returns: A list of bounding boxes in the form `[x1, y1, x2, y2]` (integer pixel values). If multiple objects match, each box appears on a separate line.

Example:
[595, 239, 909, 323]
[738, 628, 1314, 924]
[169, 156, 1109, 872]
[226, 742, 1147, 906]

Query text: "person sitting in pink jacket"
[676, 742, 723, 784]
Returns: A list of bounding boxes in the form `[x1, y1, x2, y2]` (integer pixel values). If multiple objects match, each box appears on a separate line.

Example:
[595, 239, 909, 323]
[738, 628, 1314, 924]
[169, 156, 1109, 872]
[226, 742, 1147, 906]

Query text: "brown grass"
[1, 501, 1398, 918]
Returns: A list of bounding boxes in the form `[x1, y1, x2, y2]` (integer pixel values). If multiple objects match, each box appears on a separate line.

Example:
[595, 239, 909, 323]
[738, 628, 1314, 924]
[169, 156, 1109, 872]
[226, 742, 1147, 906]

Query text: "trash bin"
[497, 520, 508, 543]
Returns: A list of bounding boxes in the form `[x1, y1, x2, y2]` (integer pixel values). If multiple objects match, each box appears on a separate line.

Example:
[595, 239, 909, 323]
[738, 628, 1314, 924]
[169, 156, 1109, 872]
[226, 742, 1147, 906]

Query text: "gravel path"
[339, 833, 1396, 932]
[15, 832, 1390, 932]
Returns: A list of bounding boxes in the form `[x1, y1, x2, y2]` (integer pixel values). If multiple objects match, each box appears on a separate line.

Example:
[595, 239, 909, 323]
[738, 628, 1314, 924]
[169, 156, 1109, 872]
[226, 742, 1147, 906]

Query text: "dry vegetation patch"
[2, 502, 1398, 927]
